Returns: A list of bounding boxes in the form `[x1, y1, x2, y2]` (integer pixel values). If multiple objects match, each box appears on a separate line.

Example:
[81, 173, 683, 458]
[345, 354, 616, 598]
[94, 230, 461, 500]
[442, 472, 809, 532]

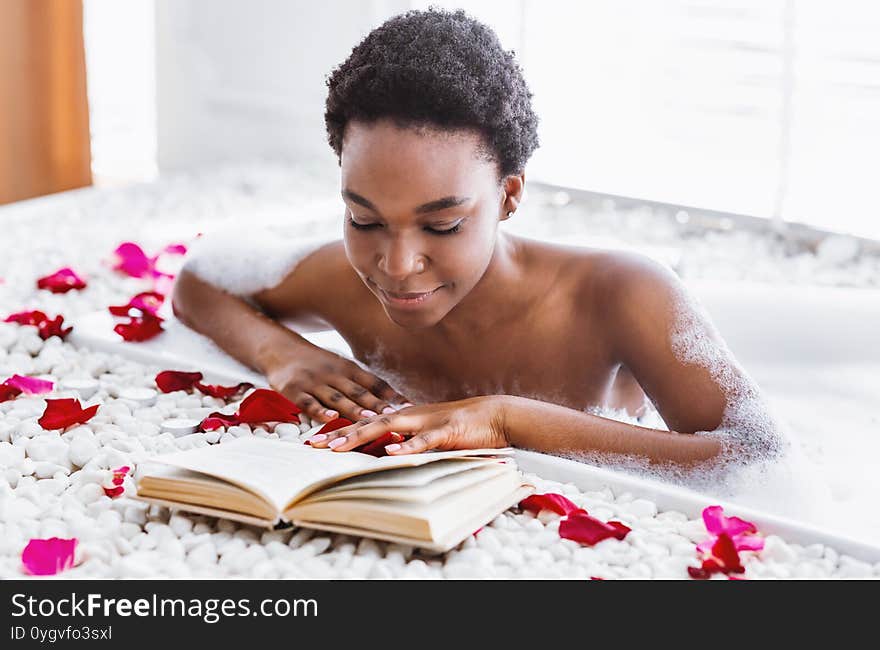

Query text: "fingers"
[384, 429, 446, 455]
[287, 391, 339, 423]
[352, 369, 410, 406]
[308, 413, 420, 452]
[312, 384, 372, 423]
[332, 377, 399, 418]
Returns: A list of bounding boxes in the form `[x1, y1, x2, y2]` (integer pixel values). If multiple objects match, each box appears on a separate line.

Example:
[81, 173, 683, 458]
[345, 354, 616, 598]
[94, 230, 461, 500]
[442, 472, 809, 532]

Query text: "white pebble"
[160, 418, 200, 437]
[60, 378, 100, 400]
[68, 437, 99, 467]
[626, 499, 658, 519]
[118, 387, 158, 407]
[759, 535, 798, 564]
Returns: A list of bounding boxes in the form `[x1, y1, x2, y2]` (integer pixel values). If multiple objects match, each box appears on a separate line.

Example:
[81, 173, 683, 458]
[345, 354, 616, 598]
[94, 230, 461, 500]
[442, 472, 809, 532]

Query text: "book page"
[305, 463, 512, 504]
[315, 458, 505, 492]
[141, 438, 515, 513]
[141, 438, 376, 512]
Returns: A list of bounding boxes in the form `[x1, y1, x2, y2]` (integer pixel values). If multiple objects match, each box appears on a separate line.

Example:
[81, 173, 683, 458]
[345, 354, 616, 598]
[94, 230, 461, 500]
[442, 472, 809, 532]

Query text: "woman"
[172, 9, 783, 469]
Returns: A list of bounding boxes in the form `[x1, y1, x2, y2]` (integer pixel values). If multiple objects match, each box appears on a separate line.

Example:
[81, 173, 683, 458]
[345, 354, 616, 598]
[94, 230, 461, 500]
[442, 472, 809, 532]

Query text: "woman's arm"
[307, 254, 782, 465]
[171, 268, 317, 376]
[497, 395, 723, 466]
[577, 253, 782, 463]
[171, 243, 410, 421]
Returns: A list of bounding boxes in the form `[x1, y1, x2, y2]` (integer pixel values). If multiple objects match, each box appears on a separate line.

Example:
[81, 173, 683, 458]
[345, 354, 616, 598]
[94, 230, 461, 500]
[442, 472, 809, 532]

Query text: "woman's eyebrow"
[342, 189, 470, 215]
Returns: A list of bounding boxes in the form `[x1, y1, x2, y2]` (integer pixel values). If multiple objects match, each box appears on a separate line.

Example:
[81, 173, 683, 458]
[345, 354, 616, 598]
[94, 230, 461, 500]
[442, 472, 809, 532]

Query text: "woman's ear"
[501, 173, 525, 219]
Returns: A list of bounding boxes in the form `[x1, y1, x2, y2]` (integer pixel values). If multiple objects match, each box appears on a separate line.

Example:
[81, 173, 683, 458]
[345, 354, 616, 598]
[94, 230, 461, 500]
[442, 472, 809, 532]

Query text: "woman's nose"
[377, 236, 426, 278]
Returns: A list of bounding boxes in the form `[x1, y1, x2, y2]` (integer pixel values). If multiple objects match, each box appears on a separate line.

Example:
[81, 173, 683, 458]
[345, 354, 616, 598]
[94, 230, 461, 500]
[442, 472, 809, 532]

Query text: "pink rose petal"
[21, 537, 78, 575]
[111, 242, 153, 278]
[4, 374, 54, 395]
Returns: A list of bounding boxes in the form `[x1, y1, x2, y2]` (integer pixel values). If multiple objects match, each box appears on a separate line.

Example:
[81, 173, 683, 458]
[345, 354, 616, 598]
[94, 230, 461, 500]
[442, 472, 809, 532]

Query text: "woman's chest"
[342, 310, 619, 411]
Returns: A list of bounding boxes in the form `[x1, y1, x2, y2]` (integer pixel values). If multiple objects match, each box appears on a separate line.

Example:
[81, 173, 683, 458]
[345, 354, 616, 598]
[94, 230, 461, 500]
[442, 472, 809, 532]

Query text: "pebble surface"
[1, 161, 878, 579]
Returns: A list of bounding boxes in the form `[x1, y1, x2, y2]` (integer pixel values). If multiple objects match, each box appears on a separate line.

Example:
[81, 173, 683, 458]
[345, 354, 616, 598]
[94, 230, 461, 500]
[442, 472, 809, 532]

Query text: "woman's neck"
[429, 232, 532, 345]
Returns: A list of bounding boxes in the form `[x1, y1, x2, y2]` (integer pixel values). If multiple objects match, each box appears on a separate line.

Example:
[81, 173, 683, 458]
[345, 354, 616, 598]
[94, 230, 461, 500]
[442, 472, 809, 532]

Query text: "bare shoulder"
[591, 249, 681, 301]
[251, 238, 363, 329]
[527, 241, 680, 310]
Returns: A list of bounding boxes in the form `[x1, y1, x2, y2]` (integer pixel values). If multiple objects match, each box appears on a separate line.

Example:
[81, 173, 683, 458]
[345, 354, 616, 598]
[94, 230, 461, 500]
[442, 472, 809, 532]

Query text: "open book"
[133, 437, 535, 552]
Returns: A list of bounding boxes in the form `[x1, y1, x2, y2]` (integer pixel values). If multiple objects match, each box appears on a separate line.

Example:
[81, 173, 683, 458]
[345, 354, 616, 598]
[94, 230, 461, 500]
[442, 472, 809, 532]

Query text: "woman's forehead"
[342, 120, 492, 171]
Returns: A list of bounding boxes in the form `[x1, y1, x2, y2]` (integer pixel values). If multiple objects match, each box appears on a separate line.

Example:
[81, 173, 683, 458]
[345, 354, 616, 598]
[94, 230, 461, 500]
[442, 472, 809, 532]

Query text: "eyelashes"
[346, 217, 463, 236]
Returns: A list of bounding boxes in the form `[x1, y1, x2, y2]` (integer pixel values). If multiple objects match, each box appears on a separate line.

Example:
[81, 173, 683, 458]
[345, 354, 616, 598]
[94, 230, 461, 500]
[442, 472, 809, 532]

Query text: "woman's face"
[340, 119, 513, 330]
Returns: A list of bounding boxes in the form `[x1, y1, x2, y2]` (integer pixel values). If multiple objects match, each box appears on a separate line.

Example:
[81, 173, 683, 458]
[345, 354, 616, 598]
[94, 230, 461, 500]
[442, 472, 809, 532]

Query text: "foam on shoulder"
[667, 285, 789, 467]
[182, 224, 339, 298]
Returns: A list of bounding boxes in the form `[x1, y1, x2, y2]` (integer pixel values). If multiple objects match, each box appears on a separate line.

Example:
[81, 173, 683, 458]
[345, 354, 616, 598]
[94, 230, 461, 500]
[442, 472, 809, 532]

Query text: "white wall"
[155, 0, 409, 172]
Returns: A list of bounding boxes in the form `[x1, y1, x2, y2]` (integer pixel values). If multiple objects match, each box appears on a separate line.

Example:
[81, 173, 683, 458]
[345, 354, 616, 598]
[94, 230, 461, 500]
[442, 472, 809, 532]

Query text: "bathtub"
[69, 279, 880, 560]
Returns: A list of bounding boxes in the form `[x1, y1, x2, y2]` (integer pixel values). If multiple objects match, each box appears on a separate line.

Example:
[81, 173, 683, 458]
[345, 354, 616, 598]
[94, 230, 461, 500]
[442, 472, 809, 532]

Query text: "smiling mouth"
[374, 283, 443, 307]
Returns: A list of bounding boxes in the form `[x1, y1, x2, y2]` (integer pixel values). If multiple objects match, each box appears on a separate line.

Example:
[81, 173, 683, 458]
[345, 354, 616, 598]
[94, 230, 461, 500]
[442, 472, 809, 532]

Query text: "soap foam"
[182, 225, 339, 298]
[667, 284, 790, 468]
[548, 286, 835, 525]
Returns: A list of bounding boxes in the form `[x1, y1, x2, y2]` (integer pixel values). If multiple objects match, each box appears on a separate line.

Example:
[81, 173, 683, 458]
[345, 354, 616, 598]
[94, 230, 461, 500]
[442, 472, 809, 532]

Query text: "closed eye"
[347, 217, 463, 235]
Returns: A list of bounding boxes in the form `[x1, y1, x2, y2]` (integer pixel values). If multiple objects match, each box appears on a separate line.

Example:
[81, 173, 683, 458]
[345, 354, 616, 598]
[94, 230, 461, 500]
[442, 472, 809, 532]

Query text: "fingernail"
[361, 409, 377, 417]
[385, 443, 401, 453]
[400, 402, 414, 408]
[328, 437, 347, 449]
[325, 410, 338, 418]
[307, 434, 327, 443]
[382, 406, 396, 414]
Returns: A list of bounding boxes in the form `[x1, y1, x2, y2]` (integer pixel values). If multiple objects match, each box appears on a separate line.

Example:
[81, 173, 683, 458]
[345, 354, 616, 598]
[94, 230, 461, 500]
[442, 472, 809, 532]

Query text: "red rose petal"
[102, 466, 131, 498]
[519, 492, 581, 516]
[316, 417, 355, 436]
[558, 510, 623, 546]
[194, 381, 254, 399]
[5, 310, 48, 326]
[113, 314, 164, 342]
[38, 398, 99, 430]
[706, 533, 745, 575]
[0, 384, 23, 403]
[199, 412, 241, 431]
[606, 520, 631, 541]
[198, 389, 301, 431]
[357, 431, 403, 457]
[36, 267, 87, 294]
[236, 389, 301, 424]
[687, 565, 712, 580]
[109, 291, 165, 317]
[39, 315, 73, 340]
[155, 370, 204, 393]
[5, 311, 72, 340]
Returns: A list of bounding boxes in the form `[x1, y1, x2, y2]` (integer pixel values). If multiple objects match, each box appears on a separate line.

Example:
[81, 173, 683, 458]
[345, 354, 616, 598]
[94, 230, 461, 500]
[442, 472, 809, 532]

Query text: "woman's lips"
[377, 285, 442, 307]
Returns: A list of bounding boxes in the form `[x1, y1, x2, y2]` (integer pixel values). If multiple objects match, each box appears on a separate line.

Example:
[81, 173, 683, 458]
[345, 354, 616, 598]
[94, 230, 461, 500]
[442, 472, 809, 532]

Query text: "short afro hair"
[324, 8, 539, 179]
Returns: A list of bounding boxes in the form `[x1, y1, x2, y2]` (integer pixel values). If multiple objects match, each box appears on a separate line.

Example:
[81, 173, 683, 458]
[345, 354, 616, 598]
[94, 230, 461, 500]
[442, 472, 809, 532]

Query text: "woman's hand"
[265, 344, 412, 424]
[306, 395, 510, 455]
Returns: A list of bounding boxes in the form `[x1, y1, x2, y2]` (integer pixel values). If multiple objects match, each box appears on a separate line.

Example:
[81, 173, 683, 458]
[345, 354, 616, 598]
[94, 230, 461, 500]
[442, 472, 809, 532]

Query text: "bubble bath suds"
[182, 226, 338, 300]
[554, 284, 836, 526]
